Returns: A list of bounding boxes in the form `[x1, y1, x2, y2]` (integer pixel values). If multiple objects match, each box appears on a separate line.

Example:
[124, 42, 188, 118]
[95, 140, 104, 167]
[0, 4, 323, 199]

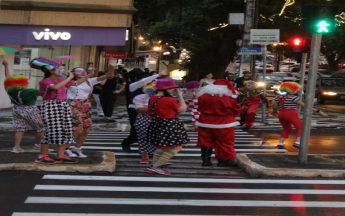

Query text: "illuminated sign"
[32, 28, 71, 41]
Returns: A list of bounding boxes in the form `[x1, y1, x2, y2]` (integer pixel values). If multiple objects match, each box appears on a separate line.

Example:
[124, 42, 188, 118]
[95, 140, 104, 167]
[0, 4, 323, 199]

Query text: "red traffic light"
[293, 38, 302, 46]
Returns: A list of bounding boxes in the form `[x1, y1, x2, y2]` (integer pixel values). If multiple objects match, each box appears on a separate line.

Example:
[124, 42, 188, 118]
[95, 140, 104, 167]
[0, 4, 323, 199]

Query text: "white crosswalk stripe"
[14, 175, 345, 215]
[82, 131, 286, 154]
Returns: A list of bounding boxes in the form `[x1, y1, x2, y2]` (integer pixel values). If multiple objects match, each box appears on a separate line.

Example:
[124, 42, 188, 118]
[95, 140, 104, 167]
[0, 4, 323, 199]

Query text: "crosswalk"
[83, 130, 287, 155]
[12, 175, 345, 215]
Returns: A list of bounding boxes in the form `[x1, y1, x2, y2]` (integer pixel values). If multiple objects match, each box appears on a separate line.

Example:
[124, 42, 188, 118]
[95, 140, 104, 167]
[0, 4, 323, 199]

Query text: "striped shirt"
[274, 94, 300, 109]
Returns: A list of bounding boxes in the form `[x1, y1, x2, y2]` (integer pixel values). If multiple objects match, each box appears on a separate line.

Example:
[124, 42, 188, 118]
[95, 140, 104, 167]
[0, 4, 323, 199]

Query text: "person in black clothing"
[121, 69, 168, 152]
[100, 70, 126, 122]
[234, 71, 252, 88]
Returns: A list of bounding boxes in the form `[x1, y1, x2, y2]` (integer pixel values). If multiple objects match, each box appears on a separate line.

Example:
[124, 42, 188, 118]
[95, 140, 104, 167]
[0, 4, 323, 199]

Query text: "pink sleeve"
[60, 77, 75, 88]
[39, 79, 53, 96]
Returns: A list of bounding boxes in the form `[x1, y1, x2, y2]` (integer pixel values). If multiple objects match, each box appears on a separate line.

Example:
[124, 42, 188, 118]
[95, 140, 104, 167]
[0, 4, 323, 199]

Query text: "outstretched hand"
[159, 69, 168, 77]
[108, 58, 117, 68]
[2, 59, 8, 66]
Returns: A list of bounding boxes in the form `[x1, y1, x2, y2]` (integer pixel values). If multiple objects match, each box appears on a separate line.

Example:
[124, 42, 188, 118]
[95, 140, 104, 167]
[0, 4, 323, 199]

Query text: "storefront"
[0, 24, 127, 108]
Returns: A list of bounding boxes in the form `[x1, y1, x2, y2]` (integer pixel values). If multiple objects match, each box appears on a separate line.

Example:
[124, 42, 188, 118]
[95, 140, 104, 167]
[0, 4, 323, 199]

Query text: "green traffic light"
[317, 21, 330, 33]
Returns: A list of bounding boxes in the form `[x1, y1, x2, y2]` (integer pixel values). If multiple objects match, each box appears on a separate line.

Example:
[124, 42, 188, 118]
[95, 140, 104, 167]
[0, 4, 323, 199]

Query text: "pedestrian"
[29, 56, 92, 164]
[146, 78, 188, 175]
[65, 60, 116, 158]
[92, 71, 105, 117]
[2, 59, 46, 154]
[234, 71, 252, 88]
[238, 80, 271, 130]
[133, 82, 157, 164]
[183, 81, 201, 125]
[121, 69, 168, 153]
[196, 79, 242, 167]
[99, 68, 126, 122]
[273, 82, 328, 149]
[199, 73, 215, 87]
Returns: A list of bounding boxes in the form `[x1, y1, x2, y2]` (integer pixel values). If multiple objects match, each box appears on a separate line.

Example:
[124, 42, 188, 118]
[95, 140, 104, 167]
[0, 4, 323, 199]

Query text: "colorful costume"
[274, 82, 302, 139]
[4, 75, 45, 132]
[196, 79, 241, 167]
[238, 81, 271, 128]
[133, 83, 156, 154]
[30, 57, 75, 145]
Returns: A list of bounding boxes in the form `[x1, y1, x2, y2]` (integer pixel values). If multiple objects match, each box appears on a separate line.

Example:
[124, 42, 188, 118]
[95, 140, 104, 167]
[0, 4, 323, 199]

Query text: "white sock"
[278, 143, 284, 146]
[295, 142, 300, 145]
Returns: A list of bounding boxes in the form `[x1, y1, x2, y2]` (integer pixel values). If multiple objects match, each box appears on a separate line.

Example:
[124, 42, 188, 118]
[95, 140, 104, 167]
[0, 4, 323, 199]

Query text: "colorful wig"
[279, 82, 301, 94]
[184, 81, 200, 89]
[4, 75, 29, 91]
[243, 80, 258, 90]
[143, 82, 156, 95]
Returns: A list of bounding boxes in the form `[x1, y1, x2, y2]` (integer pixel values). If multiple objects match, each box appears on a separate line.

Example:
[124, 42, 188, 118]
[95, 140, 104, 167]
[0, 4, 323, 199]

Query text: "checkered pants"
[40, 100, 75, 145]
[135, 114, 156, 154]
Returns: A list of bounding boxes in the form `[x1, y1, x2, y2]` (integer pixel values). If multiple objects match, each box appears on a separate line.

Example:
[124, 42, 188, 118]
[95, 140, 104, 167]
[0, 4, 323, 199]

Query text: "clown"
[238, 80, 271, 129]
[65, 61, 116, 158]
[183, 81, 201, 125]
[196, 79, 242, 167]
[273, 82, 328, 149]
[133, 82, 157, 164]
[29, 56, 94, 164]
[2, 59, 45, 154]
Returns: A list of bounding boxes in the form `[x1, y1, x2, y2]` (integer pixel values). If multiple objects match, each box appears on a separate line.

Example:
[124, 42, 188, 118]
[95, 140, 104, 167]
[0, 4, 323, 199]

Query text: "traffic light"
[291, 37, 304, 52]
[302, 5, 337, 34]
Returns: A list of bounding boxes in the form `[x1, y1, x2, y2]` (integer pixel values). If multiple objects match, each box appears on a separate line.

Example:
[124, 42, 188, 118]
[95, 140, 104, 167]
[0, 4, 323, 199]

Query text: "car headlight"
[322, 92, 337, 96]
[257, 82, 265, 87]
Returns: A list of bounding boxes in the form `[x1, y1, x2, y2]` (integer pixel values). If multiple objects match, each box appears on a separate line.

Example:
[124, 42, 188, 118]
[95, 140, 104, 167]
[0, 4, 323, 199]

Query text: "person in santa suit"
[196, 79, 242, 167]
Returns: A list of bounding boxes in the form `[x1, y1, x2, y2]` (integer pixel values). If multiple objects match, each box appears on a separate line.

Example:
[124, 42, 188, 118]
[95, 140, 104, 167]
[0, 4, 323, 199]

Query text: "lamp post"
[153, 46, 162, 71]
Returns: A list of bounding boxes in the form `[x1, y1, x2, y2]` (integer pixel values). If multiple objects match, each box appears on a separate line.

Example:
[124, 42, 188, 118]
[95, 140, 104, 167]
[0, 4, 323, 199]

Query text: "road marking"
[33, 185, 345, 195]
[25, 197, 345, 208]
[82, 143, 273, 147]
[81, 146, 286, 153]
[43, 175, 345, 184]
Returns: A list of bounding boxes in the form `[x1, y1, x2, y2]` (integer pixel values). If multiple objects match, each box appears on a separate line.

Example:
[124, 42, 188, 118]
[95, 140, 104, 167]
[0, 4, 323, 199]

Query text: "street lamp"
[152, 46, 162, 71]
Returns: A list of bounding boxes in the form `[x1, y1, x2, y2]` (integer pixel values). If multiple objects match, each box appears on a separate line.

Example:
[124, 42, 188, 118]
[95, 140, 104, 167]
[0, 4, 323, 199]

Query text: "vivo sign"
[32, 28, 71, 41]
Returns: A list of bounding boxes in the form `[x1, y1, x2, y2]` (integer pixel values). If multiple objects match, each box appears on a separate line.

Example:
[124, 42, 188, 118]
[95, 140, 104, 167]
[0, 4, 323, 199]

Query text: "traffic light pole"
[261, 45, 267, 123]
[298, 52, 308, 116]
[299, 33, 322, 164]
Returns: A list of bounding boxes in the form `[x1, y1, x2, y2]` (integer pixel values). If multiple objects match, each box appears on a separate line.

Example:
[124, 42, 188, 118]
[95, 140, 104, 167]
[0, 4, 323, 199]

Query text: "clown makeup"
[54, 66, 66, 77]
[73, 68, 87, 78]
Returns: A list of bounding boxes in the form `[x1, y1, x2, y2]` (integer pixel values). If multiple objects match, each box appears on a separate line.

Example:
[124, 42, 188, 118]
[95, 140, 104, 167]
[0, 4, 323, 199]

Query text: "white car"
[255, 64, 274, 71]
[279, 62, 298, 72]
[272, 72, 297, 81]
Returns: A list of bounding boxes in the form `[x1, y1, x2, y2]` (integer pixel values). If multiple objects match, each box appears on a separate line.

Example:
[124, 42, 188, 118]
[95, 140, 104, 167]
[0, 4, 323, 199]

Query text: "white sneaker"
[11, 147, 25, 153]
[64, 149, 78, 158]
[32, 144, 54, 152]
[72, 148, 87, 158]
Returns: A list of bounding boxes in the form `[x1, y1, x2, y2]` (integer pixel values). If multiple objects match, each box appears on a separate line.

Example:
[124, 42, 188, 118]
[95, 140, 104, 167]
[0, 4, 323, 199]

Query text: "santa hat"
[4, 75, 29, 91]
[279, 82, 301, 94]
[199, 79, 237, 97]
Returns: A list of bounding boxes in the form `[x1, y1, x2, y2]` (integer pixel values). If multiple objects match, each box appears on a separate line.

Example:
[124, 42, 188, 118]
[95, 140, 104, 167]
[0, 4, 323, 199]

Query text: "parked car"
[255, 64, 274, 71]
[331, 70, 345, 78]
[272, 72, 297, 81]
[316, 78, 345, 104]
[279, 62, 299, 72]
[255, 69, 274, 74]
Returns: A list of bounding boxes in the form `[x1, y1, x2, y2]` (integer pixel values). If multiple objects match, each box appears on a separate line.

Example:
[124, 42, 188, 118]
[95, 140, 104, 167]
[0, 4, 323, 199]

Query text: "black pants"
[122, 107, 138, 146]
[100, 94, 117, 118]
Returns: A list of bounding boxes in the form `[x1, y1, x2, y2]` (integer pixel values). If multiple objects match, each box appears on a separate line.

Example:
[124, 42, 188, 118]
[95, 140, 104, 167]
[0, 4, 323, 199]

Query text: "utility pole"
[240, 0, 255, 76]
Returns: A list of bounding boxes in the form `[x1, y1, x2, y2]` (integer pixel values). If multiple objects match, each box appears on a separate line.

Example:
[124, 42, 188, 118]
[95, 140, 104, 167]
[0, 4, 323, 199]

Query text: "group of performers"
[3, 59, 328, 174]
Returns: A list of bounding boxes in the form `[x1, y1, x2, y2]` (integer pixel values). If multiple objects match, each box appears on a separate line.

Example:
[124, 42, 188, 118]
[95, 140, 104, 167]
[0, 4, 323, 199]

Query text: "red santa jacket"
[196, 94, 241, 128]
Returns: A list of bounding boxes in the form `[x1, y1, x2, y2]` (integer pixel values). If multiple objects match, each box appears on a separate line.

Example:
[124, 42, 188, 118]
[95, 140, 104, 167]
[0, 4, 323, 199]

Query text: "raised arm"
[75, 70, 95, 85]
[2, 59, 11, 78]
[49, 71, 75, 90]
[97, 58, 116, 82]
[129, 69, 168, 92]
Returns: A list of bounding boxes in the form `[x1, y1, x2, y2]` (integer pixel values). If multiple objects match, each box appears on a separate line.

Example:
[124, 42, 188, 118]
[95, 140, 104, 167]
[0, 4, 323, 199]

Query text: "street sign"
[238, 47, 262, 55]
[250, 29, 280, 45]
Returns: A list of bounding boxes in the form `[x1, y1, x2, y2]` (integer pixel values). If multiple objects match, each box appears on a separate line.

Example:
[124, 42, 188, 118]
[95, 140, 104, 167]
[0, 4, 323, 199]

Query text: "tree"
[134, 0, 245, 80]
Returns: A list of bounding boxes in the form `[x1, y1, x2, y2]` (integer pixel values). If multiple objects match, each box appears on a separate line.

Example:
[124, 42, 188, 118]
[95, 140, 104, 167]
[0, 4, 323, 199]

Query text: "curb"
[236, 153, 345, 178]
[0, 151, 116, 173]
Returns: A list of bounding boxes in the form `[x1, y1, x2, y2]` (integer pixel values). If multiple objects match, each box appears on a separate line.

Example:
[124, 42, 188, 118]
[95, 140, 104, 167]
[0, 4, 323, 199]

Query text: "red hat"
[154, 78, 179, 90]
[213, 79, 236, 94]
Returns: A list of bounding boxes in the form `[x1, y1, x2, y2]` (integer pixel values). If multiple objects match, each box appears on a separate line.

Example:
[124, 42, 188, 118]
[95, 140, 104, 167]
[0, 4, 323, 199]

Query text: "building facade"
[0, 0, 136, 108]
